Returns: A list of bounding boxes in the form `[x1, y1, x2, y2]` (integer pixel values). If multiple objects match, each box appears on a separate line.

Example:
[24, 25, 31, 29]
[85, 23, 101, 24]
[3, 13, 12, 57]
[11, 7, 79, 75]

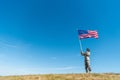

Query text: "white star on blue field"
[0, 0, 120, 75]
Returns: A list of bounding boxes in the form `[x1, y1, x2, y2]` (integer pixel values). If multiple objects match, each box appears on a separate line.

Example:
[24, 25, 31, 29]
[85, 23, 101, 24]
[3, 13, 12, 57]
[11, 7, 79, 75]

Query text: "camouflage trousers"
[85, 60, 91, 73]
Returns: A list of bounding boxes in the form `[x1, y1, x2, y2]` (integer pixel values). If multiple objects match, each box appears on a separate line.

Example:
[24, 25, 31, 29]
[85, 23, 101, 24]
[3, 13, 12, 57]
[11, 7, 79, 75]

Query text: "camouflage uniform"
[81, 51, 91, 73]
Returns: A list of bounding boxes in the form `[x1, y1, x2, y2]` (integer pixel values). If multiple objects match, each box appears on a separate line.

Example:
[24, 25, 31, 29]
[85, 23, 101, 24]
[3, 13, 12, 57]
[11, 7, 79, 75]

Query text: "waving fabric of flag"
[78, 30, 98, 39]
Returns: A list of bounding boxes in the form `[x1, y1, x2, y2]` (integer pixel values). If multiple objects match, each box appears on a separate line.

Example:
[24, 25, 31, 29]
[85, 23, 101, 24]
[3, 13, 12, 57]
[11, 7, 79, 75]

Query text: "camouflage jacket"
[81, 51, 90, 61]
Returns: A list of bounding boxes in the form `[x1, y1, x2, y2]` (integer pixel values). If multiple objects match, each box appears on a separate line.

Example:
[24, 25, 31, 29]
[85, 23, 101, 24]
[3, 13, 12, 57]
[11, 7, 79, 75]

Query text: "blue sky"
[0, 0, 120, 75]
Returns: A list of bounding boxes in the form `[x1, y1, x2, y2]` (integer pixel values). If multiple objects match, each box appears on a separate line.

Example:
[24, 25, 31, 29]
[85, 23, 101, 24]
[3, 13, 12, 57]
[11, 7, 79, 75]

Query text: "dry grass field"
[0, 73, 120, 80]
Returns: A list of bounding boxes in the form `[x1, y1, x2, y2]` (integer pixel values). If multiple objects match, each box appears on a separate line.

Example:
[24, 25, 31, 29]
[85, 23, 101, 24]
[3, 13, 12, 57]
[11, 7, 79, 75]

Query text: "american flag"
[78, 30, 98, 39]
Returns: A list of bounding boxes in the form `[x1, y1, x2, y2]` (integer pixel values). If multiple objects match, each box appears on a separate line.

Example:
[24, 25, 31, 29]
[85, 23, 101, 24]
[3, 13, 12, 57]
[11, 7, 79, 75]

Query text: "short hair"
[86, 48, 90, 52]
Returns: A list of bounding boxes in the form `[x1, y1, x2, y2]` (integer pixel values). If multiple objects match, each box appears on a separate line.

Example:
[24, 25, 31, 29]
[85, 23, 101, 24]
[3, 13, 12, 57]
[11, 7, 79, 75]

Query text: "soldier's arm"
[81, 51, 85, 56]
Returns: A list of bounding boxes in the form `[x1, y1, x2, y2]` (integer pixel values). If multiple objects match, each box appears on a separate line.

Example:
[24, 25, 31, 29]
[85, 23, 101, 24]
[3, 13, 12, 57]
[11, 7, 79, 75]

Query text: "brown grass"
[0, 73, 120, 80]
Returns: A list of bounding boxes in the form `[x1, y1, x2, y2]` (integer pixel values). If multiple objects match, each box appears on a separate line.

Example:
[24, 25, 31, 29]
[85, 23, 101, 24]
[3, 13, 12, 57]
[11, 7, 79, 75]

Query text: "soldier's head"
[86, 48, 90, 52]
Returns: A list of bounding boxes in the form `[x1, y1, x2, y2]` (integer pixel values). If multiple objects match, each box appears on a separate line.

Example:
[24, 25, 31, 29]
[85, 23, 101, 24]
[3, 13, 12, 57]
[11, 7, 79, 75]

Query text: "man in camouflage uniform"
[81, 48, 91, 73]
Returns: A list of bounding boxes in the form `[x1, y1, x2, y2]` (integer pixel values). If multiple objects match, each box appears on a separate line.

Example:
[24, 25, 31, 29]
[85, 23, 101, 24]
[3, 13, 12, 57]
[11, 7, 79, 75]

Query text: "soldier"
[81, 48, 91, 73]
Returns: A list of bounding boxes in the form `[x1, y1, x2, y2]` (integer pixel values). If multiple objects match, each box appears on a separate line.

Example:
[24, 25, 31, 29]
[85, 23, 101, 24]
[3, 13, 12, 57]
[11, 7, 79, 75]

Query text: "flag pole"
[77, 28, 83, 52]
[79, 39, 83, 52]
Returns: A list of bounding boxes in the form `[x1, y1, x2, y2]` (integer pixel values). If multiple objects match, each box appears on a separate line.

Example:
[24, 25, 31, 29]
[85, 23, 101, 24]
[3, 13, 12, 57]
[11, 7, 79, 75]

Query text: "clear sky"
[0, 0, 120, 75]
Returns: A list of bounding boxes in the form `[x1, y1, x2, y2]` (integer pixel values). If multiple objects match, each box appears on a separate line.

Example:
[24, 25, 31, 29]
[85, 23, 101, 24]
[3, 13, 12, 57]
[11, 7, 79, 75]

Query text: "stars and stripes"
[78, 30, 98, 39]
